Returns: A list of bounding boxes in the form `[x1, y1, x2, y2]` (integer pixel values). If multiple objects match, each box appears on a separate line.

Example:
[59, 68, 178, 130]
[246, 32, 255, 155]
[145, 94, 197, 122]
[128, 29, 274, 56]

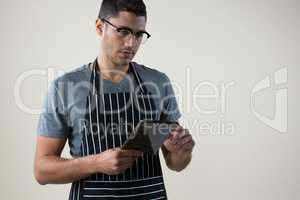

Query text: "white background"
[0, 0, 299, 199]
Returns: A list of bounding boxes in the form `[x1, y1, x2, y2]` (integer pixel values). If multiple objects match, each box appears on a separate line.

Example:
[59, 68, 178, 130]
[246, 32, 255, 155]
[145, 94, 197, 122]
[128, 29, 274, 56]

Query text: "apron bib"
[68, 59, 168, 200]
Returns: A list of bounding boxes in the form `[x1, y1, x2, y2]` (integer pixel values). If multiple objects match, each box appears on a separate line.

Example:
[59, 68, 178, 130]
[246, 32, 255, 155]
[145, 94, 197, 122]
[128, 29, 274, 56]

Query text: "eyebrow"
[117, 25, 147, 33]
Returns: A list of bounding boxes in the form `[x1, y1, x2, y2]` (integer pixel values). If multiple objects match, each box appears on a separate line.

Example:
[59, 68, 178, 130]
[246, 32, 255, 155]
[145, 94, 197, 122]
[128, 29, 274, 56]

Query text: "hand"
[163, 126, 195, 157]
[92, 148, 142, 175]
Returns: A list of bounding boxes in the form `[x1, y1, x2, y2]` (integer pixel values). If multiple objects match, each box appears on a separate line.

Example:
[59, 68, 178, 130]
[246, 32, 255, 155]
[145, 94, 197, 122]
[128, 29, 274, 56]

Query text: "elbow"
[34, 168, 48, 185]
[34, 161, 49, 185]
[35, 177, 47, 185]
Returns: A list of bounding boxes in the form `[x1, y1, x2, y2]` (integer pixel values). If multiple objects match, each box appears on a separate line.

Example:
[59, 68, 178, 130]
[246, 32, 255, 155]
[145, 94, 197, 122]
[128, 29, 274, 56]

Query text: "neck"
[95, 53, 130, 83]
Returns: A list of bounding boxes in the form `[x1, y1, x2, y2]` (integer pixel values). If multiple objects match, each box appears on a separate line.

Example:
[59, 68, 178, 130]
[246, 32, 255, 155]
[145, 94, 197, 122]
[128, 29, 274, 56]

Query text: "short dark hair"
[98, 0, 147, 20]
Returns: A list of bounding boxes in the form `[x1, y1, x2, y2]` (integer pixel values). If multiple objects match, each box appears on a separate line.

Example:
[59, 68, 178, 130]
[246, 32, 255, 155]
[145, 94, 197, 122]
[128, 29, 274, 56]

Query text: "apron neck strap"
[90, 58, 146, 95]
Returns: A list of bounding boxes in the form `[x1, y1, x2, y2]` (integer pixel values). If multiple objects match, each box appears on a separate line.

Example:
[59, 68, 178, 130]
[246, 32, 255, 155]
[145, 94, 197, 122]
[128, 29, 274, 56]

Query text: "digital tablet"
[121, 119, 179, 154]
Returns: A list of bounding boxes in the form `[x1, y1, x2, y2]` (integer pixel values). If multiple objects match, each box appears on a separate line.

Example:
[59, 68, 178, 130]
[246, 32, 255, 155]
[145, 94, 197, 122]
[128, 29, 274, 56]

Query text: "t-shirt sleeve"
[160, 73, 182, 122]
[36, 78, 70, 138]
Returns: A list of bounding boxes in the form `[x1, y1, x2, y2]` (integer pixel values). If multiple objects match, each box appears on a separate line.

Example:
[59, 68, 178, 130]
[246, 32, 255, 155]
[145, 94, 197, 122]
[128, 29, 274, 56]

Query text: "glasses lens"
[116, 28, 150, 44]
[117, 28, 131, 37]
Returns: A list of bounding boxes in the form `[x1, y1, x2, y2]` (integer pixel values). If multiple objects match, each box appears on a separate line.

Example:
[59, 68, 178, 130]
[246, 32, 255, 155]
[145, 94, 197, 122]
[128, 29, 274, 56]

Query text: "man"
[34, 0, 195, 199]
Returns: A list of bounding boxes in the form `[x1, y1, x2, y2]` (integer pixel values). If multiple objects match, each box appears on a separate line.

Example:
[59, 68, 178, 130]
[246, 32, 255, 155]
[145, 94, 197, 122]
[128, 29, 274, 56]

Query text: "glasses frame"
[101, 18, 151, 44]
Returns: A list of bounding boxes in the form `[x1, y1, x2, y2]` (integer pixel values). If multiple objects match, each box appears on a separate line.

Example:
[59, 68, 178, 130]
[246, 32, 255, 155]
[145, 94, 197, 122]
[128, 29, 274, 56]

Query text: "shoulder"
[51, 63, 91, 87]
[46, 63, 92, 103]
[132, 62, 171, 85]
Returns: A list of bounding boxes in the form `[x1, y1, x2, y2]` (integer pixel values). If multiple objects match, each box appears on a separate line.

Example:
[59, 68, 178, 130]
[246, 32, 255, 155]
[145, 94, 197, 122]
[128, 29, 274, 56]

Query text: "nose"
[124, 34, 136, 47]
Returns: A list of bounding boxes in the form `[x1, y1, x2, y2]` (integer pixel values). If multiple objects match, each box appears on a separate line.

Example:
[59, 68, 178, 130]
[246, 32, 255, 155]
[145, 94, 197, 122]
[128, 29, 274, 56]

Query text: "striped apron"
[68, 59, 168, 200]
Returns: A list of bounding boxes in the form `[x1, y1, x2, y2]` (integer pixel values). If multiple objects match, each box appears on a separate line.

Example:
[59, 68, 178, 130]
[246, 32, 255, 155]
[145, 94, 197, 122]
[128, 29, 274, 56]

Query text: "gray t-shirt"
[36, 61, 181, 157]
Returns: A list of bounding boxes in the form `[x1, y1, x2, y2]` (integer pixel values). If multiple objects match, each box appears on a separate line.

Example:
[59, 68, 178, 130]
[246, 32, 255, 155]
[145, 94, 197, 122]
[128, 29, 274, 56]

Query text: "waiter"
[34, 0, 195, 199]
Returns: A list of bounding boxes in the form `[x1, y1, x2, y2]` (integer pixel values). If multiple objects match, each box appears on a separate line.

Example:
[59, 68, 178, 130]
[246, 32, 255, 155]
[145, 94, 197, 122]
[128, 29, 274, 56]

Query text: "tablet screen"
[122, 120, 179, 153]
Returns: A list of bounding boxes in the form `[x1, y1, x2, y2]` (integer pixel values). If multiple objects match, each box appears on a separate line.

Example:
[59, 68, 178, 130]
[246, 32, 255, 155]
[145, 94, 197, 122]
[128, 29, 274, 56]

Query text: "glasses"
[102, 18, 151, 44]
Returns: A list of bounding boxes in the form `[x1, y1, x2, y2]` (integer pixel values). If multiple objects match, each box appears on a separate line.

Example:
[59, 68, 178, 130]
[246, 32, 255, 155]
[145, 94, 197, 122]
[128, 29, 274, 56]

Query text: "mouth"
[119, 50, 134, 57]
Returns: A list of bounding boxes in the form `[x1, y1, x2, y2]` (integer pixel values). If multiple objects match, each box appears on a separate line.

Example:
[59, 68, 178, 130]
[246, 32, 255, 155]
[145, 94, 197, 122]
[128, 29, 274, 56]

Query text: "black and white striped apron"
[68, 59, 168, 200]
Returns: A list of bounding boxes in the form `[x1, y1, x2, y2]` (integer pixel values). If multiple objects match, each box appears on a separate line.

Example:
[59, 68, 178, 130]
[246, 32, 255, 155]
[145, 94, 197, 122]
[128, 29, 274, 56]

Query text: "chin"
[118, 58, 132, 65]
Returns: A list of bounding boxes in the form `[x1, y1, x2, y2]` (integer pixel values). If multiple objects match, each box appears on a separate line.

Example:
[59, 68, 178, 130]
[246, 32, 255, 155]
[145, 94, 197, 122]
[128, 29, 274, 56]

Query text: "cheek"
[103, 36, 122, 54]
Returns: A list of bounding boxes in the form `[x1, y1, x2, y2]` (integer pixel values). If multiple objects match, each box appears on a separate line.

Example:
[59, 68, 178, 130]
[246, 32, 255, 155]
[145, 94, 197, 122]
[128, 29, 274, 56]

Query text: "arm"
[34, 136, 142, 185]
[34, 136, 97, 185]
[158, 73, 193, 171]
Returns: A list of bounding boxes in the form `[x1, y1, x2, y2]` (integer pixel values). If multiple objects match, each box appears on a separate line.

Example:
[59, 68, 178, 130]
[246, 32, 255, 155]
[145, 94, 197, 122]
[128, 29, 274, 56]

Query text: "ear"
[95, 18, 104, 37]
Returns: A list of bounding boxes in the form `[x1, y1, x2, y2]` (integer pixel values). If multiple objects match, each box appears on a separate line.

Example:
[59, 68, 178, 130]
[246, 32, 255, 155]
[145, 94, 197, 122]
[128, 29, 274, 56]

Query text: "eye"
[117, 28, 131, 37]
[135, 32, 145, 38]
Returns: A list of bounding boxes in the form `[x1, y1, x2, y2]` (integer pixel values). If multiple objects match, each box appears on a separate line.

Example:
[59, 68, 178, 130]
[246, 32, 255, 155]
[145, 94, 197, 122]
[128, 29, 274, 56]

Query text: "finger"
[115, 157, 137, 166]
[175, 124, 184, 131]
[118, 159, 136, 168]
[163, 138, 174, 148]
[179, 129, 190, 139]
[118, 159, 139, 172]
[170, 125, 184, 135]
[171, 130, 187, 145]
[169, 123, 180, 132]
[176, 135, 192, 147]
[181, 140, 195, 151]
[169, 124, 182, 133]
[118, 150, 143, 158]
[117, 162, 135, 172]
[169, 130, 181, 140]
[177, 140, 195, 149]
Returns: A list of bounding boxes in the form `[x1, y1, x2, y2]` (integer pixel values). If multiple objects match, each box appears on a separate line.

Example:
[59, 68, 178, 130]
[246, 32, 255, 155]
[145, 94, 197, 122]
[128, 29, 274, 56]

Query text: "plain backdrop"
[1, 0, 299, 199]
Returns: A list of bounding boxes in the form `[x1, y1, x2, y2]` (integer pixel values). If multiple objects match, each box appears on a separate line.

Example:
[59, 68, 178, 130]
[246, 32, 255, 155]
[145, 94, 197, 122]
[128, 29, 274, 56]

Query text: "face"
[96, 11, 147, 66]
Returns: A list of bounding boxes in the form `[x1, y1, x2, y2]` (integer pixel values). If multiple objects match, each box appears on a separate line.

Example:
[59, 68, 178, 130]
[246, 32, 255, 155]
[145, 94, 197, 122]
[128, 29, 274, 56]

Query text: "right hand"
[92, 148, 143, 175]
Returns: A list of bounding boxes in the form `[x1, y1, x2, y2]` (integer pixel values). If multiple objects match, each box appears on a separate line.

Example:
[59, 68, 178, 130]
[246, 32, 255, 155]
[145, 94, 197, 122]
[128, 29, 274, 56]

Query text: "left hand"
[163, 125, 195, 156]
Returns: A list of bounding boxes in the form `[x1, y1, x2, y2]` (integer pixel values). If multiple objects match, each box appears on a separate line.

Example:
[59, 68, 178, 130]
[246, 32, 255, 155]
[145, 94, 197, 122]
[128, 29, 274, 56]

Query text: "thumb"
[163, 138, 172, 146]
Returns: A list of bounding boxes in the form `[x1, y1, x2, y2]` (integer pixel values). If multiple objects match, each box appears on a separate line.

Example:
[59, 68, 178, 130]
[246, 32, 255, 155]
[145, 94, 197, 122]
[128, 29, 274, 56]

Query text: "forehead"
[109, 11, 147, 31]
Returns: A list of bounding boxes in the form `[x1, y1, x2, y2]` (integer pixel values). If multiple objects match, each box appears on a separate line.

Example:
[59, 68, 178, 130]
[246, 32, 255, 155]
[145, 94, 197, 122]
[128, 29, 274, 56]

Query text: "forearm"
[34, 155, 97, 185]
